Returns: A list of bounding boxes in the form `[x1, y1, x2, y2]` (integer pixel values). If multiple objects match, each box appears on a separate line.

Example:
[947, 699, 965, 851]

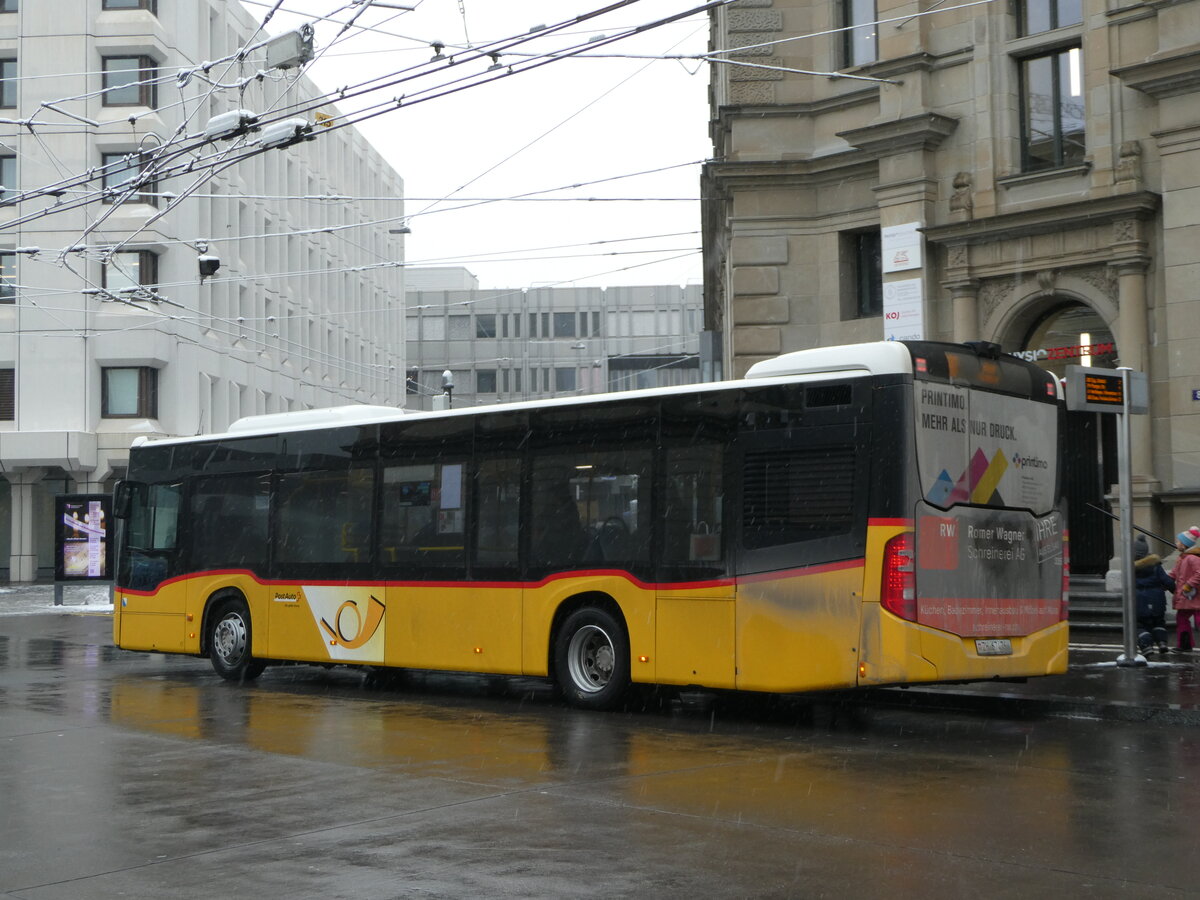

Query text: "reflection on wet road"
[1, 614, 1198, 898]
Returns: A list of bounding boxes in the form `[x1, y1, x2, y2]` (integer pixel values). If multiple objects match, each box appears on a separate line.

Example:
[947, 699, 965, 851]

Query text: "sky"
[240, 0, 713, 291]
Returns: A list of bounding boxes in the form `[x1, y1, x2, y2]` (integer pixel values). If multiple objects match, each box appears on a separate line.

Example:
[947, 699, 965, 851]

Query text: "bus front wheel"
[554, 607, 630, 710]
[208, 599, 266, 683]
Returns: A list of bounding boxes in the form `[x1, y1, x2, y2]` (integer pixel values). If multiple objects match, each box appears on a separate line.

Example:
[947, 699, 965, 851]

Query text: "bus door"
[115, 480, 187, 652]
[381, 457, 523, 674]
[185, 473, 275, 654]
[733, 421, 870, 693]
[655, 442, 736, 689]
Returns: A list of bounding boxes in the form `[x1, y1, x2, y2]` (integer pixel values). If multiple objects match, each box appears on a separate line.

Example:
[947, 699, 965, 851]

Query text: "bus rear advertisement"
[112, 340, 1067, 709]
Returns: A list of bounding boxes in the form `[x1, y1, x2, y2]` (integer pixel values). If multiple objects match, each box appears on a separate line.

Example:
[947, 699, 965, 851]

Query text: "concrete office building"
[703, 0, 1200, 573]
[0, 0, 406, 578]
[405, 269, 704, 410]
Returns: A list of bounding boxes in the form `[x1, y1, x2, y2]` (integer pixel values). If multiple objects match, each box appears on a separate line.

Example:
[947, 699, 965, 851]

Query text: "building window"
[1020, 47, 1084, 172]
[841, 0, 877, 67]
[553, 312, 575, 338]
[555, 367, 576, 393]
[842, 230, 882, 318]
[102, 250, 158, 295]
[103, 0, 157, 10]
[0, 154, 14, 204]
[476, 369, 497, 393]
[0, 251, 15, 303]
[420, 316, 444, 341]
[405, 367, 419, 395]
[0, 368, 12, 420]
[1018, 0, 1081, 36]
[102, 366, 158, 418]
[475, 314, 496, 338]
[102, 56, 157, 107]
[0, 1, 16, 14]
[447, 315, 470, 340]
[102, 152, 158, 205]
[0, 59, 15, 109]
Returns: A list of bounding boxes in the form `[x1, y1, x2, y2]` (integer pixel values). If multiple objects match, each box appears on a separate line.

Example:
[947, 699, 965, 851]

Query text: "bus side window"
[126, 483, 181, 552]
[473, 458, 520, 568]
[662, 444, 724, 566]
[123, 482, 182, 590]
[381, 462, 466, 568]
[275, 465, 375, 566]
[189, 474, 269, 571]
[528, 466, 588, 569]
[530, 449, 651, 571]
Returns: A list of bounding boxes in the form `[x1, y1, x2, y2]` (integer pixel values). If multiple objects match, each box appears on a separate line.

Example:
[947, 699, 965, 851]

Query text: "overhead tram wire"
[10, 240, 701, 309]
[3, 0, 669, 218]
[2, 4, 724, 237]
[54, 0, 323, 280]
[15, 0, 979, 224]
[22, 156, 709, 266]
[10, 3, 715, 307]
[11, 156, 708, 263]
[408, 13, 709, 223]
[11, 1, 715, 214]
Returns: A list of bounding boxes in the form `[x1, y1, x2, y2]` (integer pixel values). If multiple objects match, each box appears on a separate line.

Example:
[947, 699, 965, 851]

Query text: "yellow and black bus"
[113, 340, 1068, 709]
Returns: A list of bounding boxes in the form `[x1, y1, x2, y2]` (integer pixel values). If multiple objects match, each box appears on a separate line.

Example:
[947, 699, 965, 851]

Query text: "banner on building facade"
[883, 277, 925, 341]
[55, 494, 112, 581]
[882, 222, 923, 273]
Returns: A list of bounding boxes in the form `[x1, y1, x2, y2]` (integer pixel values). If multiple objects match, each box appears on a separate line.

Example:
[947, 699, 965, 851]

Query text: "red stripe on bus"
[868, 517, 913, 527]
[737, 558, 864, 584]
[119, 561, 866, 596]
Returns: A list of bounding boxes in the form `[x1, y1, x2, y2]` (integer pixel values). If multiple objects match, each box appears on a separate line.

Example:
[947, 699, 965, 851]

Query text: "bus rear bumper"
[858, 616, 1069, 687]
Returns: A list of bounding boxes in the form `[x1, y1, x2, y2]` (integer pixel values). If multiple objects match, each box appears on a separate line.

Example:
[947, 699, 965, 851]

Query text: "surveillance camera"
[198, 254, 221, 280]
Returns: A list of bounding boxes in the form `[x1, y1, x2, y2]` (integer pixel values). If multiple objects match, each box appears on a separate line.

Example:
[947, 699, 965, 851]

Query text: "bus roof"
[129, 341, 920, 450]
[744, 341, 912, 380]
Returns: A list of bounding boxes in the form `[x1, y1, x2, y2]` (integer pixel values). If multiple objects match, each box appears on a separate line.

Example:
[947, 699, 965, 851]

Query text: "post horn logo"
[320, 595, 385, 649]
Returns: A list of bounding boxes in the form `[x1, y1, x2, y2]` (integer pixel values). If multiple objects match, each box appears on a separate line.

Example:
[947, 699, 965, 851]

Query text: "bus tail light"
[881, 532, 917, 622]
[1060, 530, 1071, 622]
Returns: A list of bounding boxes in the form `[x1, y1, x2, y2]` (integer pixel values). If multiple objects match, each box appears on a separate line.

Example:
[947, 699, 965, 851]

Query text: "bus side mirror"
[113, 481, 134, 519]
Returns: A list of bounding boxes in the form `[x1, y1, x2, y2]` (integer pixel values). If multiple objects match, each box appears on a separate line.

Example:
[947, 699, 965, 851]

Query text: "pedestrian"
[1134, 534, 1173, 654]
[1168, 525, 1200, 652]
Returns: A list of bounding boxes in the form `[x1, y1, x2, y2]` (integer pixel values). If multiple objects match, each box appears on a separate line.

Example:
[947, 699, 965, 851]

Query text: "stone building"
[703, 0, 1200, 572]
[0, 0, 406, 578]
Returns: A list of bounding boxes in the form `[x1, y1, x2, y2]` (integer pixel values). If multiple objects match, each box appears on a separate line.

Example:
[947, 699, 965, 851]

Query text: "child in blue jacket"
[1135, 535, 1174, 654]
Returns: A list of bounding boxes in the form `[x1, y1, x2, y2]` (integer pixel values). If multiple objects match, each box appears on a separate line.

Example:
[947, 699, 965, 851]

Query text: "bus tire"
[208, 598, 266, 683]
[554, 607, 630, 710]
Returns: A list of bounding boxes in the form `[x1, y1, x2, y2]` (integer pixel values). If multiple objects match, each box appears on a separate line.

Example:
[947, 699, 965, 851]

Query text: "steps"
[1067, 574, 1176, 645]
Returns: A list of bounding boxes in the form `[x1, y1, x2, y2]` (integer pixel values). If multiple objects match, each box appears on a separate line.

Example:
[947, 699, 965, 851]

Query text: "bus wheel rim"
[567, 624, 614, 693]
[214, 613, 248, 665]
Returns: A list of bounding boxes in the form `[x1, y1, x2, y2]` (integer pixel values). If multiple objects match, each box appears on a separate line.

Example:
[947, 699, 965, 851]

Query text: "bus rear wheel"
[208, 599, 266, 683]
[554, 607, 630, 710]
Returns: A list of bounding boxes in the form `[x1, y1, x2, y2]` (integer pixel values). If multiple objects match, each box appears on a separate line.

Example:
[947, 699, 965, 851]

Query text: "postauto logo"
[1011, 452, 1049, 471]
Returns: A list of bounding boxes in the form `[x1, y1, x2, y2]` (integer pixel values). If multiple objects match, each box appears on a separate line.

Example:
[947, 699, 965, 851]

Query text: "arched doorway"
[1008, 301, 1117, 574]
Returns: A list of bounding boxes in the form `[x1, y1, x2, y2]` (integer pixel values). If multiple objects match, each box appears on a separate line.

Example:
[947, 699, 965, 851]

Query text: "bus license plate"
[975, 638, 1012, 656]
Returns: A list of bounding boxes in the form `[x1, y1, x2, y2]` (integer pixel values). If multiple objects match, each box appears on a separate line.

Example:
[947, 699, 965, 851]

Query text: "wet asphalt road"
[2, 613, 1199, 899]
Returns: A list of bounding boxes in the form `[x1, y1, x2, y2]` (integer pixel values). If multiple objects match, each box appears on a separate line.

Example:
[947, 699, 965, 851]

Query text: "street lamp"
[441, 369, 454, 408]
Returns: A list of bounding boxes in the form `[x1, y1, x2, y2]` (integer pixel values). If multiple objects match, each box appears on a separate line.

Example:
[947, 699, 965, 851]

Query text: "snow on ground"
[0, 584, 114, 616]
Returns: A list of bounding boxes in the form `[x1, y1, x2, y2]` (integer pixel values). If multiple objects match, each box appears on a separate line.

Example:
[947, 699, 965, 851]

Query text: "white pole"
[1116, 366, 1143, 666]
